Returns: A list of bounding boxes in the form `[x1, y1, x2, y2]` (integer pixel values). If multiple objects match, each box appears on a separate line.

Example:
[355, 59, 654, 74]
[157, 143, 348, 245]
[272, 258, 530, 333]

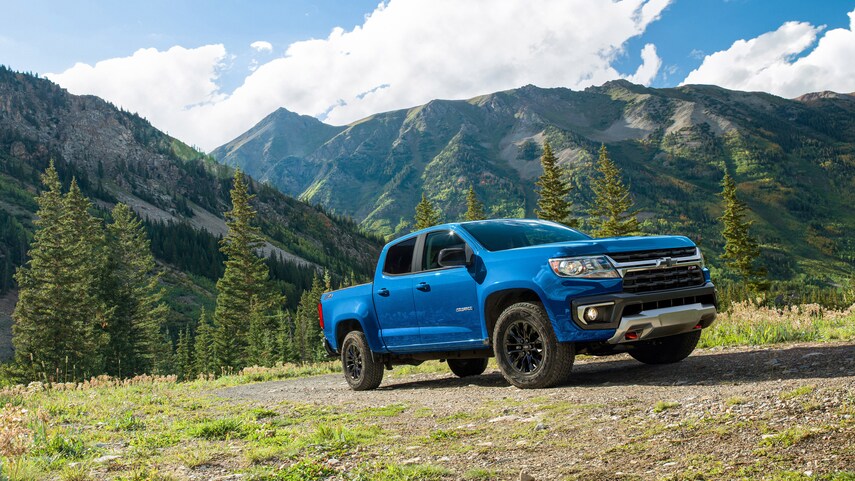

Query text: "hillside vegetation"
[213, 80, 855, 282]
[0, 67, 383, 349]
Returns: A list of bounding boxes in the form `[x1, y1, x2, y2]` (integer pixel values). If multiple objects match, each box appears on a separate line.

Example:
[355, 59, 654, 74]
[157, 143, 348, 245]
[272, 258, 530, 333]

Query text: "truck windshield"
[461, 220, 590, 251]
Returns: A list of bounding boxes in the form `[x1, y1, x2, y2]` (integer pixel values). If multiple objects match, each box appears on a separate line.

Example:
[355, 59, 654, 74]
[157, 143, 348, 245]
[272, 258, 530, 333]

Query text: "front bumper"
[569, 283, 717, 344]
[607, 302, 716, 344]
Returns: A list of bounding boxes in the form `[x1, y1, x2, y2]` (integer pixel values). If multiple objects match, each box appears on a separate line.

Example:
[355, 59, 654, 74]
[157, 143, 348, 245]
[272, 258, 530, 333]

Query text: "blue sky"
[622, 0, 854, 87]
[2, 0, 853, 149]
[1, 0, 379, 92]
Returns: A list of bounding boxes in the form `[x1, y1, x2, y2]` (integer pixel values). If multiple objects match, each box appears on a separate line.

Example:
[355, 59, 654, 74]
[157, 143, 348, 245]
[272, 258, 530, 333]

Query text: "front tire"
[447, 358, 489, 378]
[628, 330, 701, 365]
[493, 302, 574, 389]
[341, 331, 384, 391]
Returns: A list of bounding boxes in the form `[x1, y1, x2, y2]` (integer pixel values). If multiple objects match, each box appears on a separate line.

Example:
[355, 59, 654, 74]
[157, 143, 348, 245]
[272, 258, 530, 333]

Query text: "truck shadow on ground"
[380, 343, 855, 391]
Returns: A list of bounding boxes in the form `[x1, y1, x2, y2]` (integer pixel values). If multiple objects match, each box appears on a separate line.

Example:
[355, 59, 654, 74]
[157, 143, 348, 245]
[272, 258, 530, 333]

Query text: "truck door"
[411, 230, 483, 348]
[372, 236, 421, 350]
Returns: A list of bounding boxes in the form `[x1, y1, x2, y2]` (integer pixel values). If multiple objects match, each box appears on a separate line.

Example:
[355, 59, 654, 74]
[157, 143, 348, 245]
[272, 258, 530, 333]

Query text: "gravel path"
[217, 342, 855, 479]
[220, 342, 854, 409]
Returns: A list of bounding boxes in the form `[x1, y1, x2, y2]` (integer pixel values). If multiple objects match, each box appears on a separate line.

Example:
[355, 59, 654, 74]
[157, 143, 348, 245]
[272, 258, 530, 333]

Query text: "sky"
[1, 0, 854, 151]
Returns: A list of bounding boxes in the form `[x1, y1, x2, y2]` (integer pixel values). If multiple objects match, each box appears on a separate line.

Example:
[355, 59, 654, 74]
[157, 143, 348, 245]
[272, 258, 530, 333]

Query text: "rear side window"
[422, 231, 466, 270]
[383, 237, 417, 275]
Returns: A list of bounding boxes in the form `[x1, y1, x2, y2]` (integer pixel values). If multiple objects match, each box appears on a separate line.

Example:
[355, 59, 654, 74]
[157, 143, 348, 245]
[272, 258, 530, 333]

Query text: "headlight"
[698, 248, 706, 268]
[548, 256, 619, 278]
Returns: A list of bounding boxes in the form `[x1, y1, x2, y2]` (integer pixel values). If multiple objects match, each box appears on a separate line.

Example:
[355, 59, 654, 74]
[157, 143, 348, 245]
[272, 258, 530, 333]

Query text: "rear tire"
[341, 331, 384, 391]
[493, 302, 574, 389]
[628, 330, 701, 365]
[447, 358, 489, 378]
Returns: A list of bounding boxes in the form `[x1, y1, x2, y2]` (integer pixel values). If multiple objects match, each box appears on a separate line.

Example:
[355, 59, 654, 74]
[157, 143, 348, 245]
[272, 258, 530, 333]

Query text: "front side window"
[383, 237, 416, 275]
[422, 231, 466, 270]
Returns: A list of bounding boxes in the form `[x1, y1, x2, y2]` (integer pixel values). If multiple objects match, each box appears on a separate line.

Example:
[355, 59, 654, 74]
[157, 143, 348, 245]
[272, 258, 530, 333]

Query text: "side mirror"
[437, 247, 470, 267]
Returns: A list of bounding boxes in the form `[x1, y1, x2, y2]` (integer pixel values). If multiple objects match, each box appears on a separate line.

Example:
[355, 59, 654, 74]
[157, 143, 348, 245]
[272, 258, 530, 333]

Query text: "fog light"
[584, 307, 599, 322]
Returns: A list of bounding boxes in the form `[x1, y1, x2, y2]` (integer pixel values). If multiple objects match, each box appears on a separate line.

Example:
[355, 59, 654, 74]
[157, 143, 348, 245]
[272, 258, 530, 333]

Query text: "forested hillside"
[0, 67, 383, 360]
[214, 80, 855, 282]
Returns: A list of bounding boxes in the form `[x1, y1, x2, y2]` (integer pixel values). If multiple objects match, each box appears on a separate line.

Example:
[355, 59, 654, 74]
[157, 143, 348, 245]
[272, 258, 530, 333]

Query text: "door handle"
[415, 282, 431, 292]
[377, 288, 390, 297]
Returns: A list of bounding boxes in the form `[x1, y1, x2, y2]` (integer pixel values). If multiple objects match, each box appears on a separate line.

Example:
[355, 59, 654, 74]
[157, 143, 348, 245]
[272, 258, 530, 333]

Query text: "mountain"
[213, 80, 854, 281]
[0, 66, 383, 356]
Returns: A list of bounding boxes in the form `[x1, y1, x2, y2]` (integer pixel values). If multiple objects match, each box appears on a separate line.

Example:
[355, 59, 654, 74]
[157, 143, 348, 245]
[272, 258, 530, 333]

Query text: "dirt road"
[219, 342, 855, 480]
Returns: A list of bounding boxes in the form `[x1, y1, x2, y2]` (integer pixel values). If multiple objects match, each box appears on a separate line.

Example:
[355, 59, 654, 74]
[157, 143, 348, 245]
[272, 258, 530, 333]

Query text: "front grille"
[622, 265, 705, 293]
[609, 246, 697, 263]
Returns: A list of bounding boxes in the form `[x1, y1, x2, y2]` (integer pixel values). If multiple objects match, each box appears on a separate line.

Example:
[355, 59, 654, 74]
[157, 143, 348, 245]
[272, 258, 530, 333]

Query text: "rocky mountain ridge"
[213, 79, 854, 280]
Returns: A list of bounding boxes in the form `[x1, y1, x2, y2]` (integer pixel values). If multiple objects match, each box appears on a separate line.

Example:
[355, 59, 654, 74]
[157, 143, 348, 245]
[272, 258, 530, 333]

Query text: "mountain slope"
[0, 67, 383, 343]
[213, 80, 855, 281]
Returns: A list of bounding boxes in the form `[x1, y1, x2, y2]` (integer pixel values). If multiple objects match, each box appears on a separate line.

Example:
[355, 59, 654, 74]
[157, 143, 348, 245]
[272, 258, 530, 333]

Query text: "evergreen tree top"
[464, 185, 486, 222]
[535, 140, 574, 226]
[414, 193, 441, 230]
[588, 144, 638, 237]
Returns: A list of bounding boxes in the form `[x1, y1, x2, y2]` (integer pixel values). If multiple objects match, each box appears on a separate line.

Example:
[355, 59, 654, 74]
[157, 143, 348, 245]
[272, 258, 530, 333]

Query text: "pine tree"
[720, 173, 766, 287]
[414, 194, 441, 230]
[103, 203, 167, 376]
[246, 296, 275, 366]
[588, 145, 639, 237]
[535, 141, 575, 226]
[293, 276, 326, 363]
[193, 307, 216, 375]
[154, 329, 175, 375]
[62, 179, 111, 376]
[213, 170, 284, 370]
[175, 327, 194, 381]
[12, 162, 70, 381]
[12, 164, 110, 382]
[309, 276, 327, 361]
[464, 185, 486, 221]
[275, 310, 296, 364]
[293, 290, 312, 363]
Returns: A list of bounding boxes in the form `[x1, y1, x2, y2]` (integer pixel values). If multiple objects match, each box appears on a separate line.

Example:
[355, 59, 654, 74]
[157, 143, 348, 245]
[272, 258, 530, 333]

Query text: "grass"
[700, 302, 855, 348]
[780, 385, 816, 400]
[759, 427, 817, 447]
[653, 401, 681, 413]
[189, 417, 246, 440]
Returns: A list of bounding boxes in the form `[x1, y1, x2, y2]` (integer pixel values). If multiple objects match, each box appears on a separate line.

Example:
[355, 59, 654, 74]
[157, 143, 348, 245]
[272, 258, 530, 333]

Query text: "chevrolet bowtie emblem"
[655, 257, 674, 268]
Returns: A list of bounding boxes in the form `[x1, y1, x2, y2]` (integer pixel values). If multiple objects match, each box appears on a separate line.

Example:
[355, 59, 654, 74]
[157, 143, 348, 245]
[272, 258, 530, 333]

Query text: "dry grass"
[700, 302, 855, 347]
[0, 404, 31, 457]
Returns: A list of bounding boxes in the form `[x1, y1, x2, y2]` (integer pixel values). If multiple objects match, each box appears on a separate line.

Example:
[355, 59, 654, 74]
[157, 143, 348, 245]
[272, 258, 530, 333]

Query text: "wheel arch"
[335, 319, 364, 349]
[483, 287, 545, 342]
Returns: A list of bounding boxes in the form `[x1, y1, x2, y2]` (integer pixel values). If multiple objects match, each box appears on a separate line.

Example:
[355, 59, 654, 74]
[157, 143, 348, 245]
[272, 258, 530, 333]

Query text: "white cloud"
[682, 8, 855, 98]
[626, 43, 661, 85]
[47, 45, 227, 141]
[250, 41, 273, 53]
[47, 0, 670, 151]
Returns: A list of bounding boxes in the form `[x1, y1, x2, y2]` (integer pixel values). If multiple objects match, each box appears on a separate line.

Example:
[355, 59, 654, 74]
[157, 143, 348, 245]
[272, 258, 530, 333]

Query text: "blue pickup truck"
[319, 219, 717, 390]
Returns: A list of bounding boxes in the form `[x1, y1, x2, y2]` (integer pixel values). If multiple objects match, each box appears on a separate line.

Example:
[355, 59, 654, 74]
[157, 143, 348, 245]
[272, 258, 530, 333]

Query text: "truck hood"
[525, 235, 696, 258]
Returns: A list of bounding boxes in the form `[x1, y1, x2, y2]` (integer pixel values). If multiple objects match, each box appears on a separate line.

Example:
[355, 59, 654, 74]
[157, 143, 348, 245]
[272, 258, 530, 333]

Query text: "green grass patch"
[359, 463, 452, 481]
[760, 427, 816, 447]
[361, 403, 408, 417]
[249, 458, 337, 481]
[189, 417, 246, 440]
[780, 385, 816, 400]
[653, 401, 681, 413]
[464, 467, 501, 480]
[251, 408, 279, 420]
